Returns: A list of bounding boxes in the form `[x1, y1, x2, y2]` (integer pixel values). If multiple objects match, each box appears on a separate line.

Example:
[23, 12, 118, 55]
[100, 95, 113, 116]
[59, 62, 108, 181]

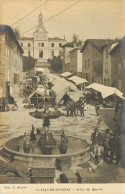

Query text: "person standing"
[80, 101, 85, 117]
[84, 100, 88, 116]
[109, 132, 120, 165]
[103, 129, 111, 160]
[91, 128, 102, 162]
[95, 101, 100, 116]
[65, 101, 70, 117]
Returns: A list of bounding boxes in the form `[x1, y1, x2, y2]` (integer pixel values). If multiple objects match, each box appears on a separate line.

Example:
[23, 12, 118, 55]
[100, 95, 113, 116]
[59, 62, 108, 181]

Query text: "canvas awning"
[35, 68, 45, 72]
[60, 71, 74, 78]
[28, 88, 49, 99]
[86, 83, 125, 99]
[67, 91, 83, 102]
[52, 83, 69, 104]
[68, 76, 88, 85]
[52, 79, 78, 104]
[46, 74, 59, 82]
[51, 76, 78, 91]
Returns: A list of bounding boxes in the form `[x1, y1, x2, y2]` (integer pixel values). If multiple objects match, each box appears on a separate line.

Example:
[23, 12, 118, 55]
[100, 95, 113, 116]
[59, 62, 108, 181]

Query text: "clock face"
[35, 33, 47, 40]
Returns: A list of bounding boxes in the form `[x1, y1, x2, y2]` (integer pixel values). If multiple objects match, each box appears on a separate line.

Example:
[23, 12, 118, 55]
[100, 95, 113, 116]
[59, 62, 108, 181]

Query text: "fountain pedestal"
[31, 160, 55, 183]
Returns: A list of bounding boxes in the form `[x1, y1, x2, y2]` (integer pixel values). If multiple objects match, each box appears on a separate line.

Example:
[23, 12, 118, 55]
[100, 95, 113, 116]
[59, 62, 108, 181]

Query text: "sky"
[0, 0, 125, 42]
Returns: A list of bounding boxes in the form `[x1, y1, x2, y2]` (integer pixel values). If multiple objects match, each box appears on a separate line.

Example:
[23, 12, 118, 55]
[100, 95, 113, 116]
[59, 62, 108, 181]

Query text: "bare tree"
[12, 28, 20, 39]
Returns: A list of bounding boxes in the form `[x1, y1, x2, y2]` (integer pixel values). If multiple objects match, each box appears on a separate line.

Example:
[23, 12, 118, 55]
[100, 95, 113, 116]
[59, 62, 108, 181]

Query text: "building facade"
[81, 39, 113, 83]
[69, 46, 82, 77]
[0, 25, 23, 98]
[19, 13, 66, 68]
[62, 42, 74, 72]
[102, 45, 111, 86]
[110, 36, 125, 92]
[102, 41, 119, 87]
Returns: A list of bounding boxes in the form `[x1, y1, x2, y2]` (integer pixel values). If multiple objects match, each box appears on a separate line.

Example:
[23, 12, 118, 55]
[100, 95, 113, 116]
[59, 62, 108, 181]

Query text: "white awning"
[52, 80, 78, 104]
[68, 76, 88, 85]
[35, 68, 45, 72]
[67, 91, 83, 102]
[29, 88, 49, 99]
[52, 83, 69, 104]
[86, 83, 125, 99]
[60, 71, 74, 78]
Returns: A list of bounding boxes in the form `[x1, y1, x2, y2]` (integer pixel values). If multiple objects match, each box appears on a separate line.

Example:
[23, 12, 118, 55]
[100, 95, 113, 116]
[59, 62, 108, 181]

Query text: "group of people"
[65, 98, 87, 117]
[91, 127, 121, 165]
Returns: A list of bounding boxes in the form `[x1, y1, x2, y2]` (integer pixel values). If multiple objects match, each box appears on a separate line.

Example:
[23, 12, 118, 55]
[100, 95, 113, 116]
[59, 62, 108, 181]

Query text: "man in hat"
[91, 128, 102, 162]
[102, 128, 111, 160]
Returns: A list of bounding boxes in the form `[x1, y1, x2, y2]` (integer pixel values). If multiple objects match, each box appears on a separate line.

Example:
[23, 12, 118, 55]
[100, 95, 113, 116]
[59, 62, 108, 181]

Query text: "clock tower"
[33, 12, 48, 40]
[33, 12, 49, 64]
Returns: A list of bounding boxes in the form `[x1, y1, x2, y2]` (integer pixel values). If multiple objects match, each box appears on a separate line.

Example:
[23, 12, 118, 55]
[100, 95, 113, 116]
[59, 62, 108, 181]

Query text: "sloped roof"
[48, 37, 66, 41]
[19, 37, 33, 40]
[109, 36, 125, 54]
[19, 37, 65, 41]
[81, 39, 113, 53]
[69, 46, 83, 53]
[61, 42, 74, 48]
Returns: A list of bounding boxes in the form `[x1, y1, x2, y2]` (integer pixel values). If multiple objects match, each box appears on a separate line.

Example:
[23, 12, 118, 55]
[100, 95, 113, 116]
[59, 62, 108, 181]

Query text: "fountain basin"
[2, 135, 90, 168]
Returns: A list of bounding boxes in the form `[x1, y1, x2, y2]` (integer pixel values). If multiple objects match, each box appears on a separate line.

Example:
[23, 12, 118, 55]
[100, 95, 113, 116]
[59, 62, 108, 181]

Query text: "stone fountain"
[2, 114, 90, 183]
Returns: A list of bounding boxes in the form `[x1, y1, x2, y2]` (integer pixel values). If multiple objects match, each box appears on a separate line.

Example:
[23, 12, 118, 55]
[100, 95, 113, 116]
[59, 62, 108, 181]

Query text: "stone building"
[0, 25, 23, 98]
[81, 39, 113, 83]
[109, 36, 125, 92]
[62, 42, 74, 72]
[69, 46, 82, 77]
[19, 13, 66, 69]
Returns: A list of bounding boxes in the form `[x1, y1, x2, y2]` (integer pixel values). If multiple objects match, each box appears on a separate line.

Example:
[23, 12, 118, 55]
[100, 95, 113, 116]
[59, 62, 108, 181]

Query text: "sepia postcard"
[0, 0, 125, 193]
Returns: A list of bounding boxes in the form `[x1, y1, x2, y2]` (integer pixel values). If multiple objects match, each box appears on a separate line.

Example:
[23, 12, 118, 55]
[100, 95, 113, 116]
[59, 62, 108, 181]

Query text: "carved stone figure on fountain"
[37, 116, 56, 155]
[23, 133, 30, 153]
[59, 129, 68, 154]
